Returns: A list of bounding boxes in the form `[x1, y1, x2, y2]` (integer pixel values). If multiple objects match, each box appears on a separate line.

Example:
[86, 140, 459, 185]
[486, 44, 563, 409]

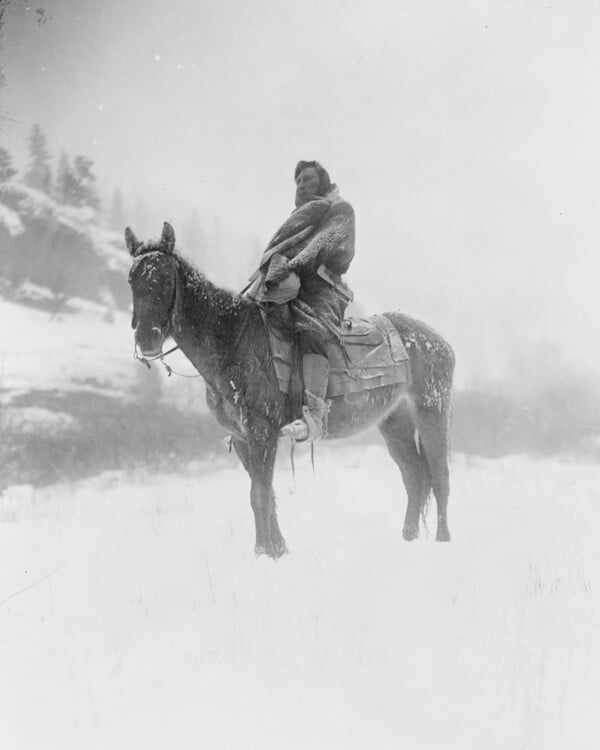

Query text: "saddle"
[267, 313, 410, 398]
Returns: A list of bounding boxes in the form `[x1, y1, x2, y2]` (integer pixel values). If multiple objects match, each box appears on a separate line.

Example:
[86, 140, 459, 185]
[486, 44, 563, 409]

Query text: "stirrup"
[280, 406, 321, 442]
[280, 419, 310, 441]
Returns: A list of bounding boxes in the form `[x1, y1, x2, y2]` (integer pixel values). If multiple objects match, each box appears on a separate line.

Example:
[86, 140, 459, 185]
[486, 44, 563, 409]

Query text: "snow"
[1, 446, 599, 749]
[90, 226, 131, 275]
[1, 406, 79, 436]
[0, 292, 208, 457]
[0, 202, 24, 236]
[0, 297, 135, 402]
[0, 293, 195, 403]
[0, 181, 130, 275]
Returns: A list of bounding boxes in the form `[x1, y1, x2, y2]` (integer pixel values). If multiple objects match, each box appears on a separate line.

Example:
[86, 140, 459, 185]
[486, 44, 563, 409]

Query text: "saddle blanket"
[268, 313, 410, 397]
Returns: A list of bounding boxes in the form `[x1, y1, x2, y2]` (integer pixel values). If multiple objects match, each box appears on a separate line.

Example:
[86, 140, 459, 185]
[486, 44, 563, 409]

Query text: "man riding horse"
[245, 160, 356, 442]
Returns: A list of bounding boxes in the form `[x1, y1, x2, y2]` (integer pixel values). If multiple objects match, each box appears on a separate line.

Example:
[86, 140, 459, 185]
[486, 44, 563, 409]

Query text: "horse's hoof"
[402, 525, 419, 542]
[436, 527, 451, 542]
[271, 541, 289, 559]
[254, 540, 289, 560]
[255, 544, 278, 559]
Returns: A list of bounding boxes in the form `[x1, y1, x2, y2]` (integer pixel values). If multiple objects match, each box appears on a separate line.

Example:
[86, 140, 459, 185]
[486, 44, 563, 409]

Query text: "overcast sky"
[2, 0, 599, 384]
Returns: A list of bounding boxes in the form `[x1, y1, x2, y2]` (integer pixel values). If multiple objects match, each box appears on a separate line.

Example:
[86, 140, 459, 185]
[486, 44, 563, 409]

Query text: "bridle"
[131, 250, 256, 379]
[131, 252, 199, 378]
[133, 342, 182, 373]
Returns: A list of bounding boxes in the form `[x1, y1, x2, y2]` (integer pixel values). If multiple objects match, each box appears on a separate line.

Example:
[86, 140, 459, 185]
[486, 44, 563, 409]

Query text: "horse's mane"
[169, 250, 260, 353]
[133, 240, 262, 357]
[172, 251, 251, 314]
[135, 239, 251, 317]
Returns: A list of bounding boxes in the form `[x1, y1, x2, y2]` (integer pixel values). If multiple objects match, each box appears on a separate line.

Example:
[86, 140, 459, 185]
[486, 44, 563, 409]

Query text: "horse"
[126, 222, 455, 559]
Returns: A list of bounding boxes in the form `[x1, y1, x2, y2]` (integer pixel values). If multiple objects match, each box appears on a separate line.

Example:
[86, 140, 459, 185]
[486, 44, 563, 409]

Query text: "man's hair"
[294, 160, 332, 196]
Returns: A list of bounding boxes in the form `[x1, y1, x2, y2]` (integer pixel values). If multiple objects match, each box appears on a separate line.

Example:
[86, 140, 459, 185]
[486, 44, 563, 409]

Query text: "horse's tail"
[414, 428, 433, 533]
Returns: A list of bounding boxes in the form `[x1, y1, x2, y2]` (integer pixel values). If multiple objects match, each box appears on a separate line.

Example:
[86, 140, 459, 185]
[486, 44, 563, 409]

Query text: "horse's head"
[126, 221, 178, 358]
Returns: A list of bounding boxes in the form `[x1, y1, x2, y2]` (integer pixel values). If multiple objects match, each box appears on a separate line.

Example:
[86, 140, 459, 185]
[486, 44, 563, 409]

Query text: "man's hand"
[265, 255, 291, 287]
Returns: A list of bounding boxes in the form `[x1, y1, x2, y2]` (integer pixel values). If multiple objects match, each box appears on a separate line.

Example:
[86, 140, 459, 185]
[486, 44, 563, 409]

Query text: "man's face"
[295, 167, 321, 206]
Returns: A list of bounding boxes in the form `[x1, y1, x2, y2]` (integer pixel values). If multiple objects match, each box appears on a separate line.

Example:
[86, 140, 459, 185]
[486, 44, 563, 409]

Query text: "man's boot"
[281, 354, 330, 442]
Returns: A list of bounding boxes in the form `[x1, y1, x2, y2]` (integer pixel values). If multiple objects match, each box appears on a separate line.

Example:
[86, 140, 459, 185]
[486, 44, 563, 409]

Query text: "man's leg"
[281, 331, 330, 441]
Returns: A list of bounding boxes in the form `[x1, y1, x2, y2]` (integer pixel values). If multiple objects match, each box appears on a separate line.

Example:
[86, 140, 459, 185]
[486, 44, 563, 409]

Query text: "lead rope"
[159, 360, 202, 378]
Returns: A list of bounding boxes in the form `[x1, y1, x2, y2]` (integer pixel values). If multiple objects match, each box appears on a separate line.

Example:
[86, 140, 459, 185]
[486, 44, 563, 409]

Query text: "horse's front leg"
[232, 435, 287, 559]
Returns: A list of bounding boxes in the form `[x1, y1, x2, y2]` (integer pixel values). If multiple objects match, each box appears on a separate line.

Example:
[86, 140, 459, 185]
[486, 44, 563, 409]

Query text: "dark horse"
[126, 222, 455, 558]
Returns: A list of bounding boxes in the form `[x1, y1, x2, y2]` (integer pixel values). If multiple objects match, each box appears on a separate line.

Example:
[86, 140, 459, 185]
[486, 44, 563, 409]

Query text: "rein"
[133, 343, 202, 378]
[133, 254, 253, 379]
[134, 344, 180, 369]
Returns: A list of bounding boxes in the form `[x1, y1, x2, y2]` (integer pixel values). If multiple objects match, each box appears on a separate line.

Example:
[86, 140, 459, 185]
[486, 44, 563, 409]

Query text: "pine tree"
[72, 155, 100, 209]
[54, 152, 100, 209]
[0, 146, 17, 182]
[23, 123, 52, 193]
[54, 151, 76, 204]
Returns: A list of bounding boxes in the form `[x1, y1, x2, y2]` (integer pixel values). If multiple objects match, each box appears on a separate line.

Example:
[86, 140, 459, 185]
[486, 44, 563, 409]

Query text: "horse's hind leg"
[232, 436, 288, 559]
[417, 407, 451, 542]
[379, 406, 431, 541]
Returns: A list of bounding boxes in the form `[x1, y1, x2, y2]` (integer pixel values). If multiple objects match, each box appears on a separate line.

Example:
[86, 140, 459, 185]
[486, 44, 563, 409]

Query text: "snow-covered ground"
[1, 445, 599, 750]
[0, 296, 134, 402]
[0, 294, 206, 415]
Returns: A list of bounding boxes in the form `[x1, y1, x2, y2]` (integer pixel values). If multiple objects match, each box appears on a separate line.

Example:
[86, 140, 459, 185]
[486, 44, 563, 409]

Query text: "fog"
[3, 0, 599, 391]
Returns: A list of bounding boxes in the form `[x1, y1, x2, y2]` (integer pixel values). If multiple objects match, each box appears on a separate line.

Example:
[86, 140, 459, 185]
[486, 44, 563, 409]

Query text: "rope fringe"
[289, 438, 296, 489]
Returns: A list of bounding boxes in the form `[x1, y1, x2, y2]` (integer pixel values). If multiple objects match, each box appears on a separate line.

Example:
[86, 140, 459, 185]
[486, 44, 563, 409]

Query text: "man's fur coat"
[249, 187, 355, 339]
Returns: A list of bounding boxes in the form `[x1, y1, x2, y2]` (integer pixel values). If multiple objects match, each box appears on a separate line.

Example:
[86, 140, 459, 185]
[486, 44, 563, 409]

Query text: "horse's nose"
[135, 325, 164, 357]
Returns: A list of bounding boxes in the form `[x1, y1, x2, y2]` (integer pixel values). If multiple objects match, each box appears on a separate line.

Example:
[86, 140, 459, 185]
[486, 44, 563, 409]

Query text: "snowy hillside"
[0, 295, 215, 488]
[0, 296, 134, 401]
[0, 180, 132, 309]
[0, 294, 210, 414]
[1, 445, 599, 749]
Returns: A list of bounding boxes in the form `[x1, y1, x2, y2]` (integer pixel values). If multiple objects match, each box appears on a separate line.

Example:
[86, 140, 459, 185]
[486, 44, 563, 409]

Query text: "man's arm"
[287, 201, 355, 275]
[265, 198, 332, 249]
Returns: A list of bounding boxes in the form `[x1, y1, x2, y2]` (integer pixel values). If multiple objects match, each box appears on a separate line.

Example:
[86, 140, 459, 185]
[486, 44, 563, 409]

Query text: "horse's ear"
[125, 227, 142, 256]
[161, 222, 176, 253]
